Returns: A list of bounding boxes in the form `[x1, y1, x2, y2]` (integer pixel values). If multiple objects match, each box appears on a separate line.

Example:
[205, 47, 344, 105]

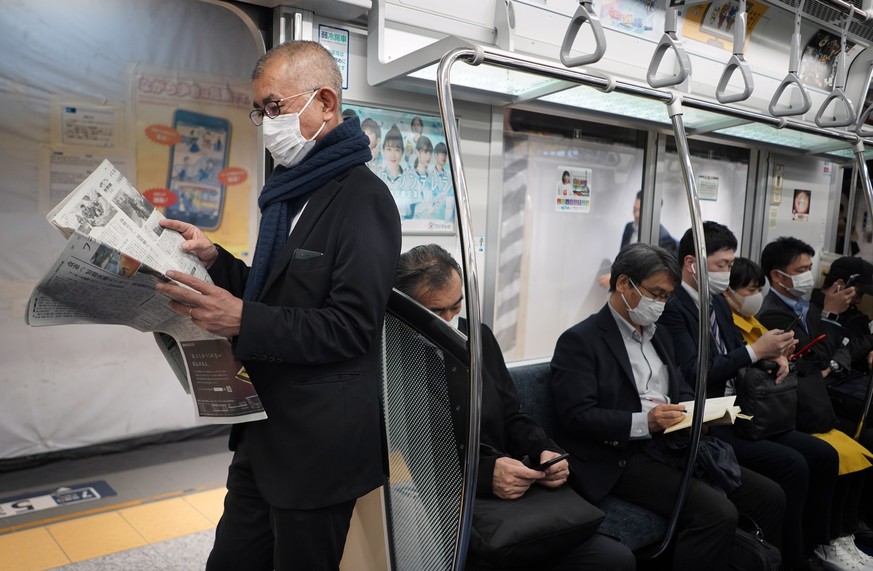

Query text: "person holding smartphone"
[395, 244, 635, 570]
[812, 256, 873, 339]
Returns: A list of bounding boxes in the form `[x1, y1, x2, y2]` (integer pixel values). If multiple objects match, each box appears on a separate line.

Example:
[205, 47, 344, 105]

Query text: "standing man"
[157, 41, 402, 571]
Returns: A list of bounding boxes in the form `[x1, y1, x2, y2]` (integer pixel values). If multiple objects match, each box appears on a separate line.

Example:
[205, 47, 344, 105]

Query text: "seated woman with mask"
[725, 257, 873, 569]
[395, 244, 635, 570]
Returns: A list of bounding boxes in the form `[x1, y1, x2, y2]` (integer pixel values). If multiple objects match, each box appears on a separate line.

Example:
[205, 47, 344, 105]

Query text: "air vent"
[766, 0, 873, 45]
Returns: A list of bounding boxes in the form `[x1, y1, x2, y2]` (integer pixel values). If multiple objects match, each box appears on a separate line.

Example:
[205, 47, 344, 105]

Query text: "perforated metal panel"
[380, 312, 466, 571]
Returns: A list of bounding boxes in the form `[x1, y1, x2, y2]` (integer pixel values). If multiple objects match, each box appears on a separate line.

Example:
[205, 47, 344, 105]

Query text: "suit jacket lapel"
[257, 177, 343, 301]
[596, 305, 637, 394]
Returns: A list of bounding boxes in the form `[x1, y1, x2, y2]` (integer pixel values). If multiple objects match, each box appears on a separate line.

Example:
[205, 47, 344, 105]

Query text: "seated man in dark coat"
[550, 242, 785, 571]
[396, 244, 635, 570]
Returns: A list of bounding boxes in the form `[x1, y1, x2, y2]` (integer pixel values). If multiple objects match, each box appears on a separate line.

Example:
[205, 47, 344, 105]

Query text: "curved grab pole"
[851, 139, 873, 439]
[857, 102, 873, 137]
[716, 0, 754, 103]
[647, 7, 692, 88]
[816, 13, 856, 127]
[560, 0, 607, 67]
[435, 45, 485, 571]
[770, 0, 812, 117]
[646, 94, 711, 559]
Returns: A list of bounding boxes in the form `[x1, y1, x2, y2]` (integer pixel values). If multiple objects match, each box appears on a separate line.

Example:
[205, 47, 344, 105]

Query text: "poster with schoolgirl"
[344, 103, 456, 234]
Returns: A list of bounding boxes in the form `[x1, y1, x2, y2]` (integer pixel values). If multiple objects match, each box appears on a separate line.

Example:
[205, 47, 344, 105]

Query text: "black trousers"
[205, 442, 357, 571]
[609, 450, 784, 571]
[713, 426, 838, 570]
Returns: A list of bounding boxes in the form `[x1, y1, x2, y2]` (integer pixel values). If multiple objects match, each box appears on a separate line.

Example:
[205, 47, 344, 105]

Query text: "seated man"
[657, 222, 837, 570]
[550, 242, 785, 571]
[396, 244, 635, 570]
[811, 256, 873, 343]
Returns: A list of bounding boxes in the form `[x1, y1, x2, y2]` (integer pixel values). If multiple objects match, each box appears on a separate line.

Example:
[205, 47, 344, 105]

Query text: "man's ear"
[682, 254, 696, 273]
[316, 87, 340, 121]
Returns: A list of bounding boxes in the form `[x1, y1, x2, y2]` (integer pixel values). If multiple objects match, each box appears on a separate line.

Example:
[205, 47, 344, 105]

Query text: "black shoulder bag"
[734, 360, 797, 440]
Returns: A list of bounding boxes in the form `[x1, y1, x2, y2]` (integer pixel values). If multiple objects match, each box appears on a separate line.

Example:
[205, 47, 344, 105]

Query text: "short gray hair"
[251, 41, 343, 105]
[610, 243, 680, 291]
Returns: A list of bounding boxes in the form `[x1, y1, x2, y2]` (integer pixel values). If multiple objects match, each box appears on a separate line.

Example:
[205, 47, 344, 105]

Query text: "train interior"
[5, 0, 873, 568]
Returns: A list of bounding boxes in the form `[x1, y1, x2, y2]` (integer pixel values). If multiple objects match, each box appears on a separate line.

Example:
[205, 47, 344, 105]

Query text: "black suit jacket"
[465, 321, 562, 497]
[757, 291, 847, 374]
[658, 285, 751, 397]
[549, 304, 694, 503]
[620, 222, 678, 255]
[209, 164, 401, 509]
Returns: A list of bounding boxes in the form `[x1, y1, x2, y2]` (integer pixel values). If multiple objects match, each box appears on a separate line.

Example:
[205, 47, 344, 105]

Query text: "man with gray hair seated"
[549, 242, 785, 570]
[396, 244, 636, 570]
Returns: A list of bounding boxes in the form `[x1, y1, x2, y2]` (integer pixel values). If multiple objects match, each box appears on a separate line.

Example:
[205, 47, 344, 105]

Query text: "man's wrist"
[821, 310, 840, 321]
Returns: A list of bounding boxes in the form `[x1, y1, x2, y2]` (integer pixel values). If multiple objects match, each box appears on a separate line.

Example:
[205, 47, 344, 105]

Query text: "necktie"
[710, 305, 727, 355]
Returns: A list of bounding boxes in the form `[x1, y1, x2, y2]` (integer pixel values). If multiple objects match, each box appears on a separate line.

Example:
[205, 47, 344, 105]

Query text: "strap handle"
[716, 0, 753, 103]
[560, 1, 606, 67]
[815, 14, 856, 128]
[769, 0, 811, 117]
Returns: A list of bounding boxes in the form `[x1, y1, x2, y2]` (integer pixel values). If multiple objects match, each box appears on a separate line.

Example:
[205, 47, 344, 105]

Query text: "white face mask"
[261, 90, 325, 168]
[729, 289, 764, 317]
[622, 281, 666, 327]
[778, 269, 814, 298]
[708, 271, 731, 295]
[447, 314, 460, 330]
[691, 262, 731, 296]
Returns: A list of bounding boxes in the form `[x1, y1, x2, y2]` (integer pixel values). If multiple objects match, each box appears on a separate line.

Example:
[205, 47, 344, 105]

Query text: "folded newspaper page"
[28, 159, 265, 424]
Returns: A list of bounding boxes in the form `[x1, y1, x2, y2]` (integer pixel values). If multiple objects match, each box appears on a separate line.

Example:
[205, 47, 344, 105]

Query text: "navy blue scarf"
[243, 116, 372, 301]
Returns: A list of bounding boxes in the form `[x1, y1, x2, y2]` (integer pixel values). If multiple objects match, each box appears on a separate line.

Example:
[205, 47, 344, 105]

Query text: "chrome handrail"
[435, 45, 485, 571]
[560, 0, 606, 67]
[852, 139, 873, 440]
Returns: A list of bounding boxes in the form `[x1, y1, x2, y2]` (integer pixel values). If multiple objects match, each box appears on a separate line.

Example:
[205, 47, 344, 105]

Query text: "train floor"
[0, 434, 231, 571]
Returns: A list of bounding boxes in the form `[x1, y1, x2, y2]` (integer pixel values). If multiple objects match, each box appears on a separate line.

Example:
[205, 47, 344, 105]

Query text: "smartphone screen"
[164, 110, 231, 230]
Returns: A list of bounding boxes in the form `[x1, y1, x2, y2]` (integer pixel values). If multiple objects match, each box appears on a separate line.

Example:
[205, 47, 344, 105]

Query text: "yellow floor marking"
[118, 497, 214, 544]
[0, 484, 223, 535]
[0, 527, 70, 571]
[182, 488, 226, 524]
[47, 512, 147, 563]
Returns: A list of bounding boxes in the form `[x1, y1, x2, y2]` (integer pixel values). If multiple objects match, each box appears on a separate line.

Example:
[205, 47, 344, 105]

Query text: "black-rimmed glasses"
[631, 280, 672, 302]
[249, 89, 316, 126]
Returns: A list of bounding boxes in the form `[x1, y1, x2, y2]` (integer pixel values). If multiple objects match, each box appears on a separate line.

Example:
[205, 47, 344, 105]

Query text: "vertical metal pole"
[845, 165, 859, 256]
[436, 47, 483, 571]
[852, 141, 873, 440]
[649, 94, 710, 557]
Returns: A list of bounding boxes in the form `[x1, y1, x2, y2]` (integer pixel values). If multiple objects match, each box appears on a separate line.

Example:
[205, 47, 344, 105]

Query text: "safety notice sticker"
[0, 480, 116, 519]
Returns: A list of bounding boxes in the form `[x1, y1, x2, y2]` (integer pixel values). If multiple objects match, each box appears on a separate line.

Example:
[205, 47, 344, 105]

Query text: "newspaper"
[28, 159, 265, 424]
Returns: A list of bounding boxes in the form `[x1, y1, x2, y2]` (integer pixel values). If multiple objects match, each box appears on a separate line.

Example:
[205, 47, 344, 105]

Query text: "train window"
[494, 109, 649, 360]
[658, 137, 750, 253]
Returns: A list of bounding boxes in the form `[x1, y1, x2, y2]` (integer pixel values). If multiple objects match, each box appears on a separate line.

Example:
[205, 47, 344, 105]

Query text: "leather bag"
[734, 361, 798, 440]
[467, 485, 604, 568]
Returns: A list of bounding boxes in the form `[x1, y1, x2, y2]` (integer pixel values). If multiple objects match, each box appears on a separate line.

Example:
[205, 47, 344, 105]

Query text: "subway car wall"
[0, 0, 863, 463]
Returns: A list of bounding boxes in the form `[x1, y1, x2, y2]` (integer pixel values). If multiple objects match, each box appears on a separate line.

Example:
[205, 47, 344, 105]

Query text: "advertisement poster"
[681, 0, 769, 52]
[792, 189, 811, 221]
[800, 30, 860, 91]
[597, 0, 663, 40]
[131, 65, 257, 258]
[344, 103, 456, 234]
[698, 175, 719, 201]
[555, 166, 592, 213]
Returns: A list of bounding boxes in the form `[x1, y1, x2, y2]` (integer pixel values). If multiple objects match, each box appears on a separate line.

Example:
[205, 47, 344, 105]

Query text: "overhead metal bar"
[819, 0, 873, 22]
[436, 45, 486, 571]
[463, 45, 863, 146]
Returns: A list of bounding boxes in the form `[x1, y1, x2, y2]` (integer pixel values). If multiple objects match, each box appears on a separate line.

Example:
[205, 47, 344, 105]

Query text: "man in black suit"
[157, 41, 401, 571]
[620, 191, 678, 255]
[550, 242, 784, 570]
[658, 223, 838, 570]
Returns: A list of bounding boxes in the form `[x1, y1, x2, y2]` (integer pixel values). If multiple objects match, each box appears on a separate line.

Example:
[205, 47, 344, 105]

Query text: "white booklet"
[663, 395, 748, 434]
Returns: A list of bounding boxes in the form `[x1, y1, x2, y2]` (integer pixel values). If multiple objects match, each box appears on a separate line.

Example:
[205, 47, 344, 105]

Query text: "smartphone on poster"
[164, 110, 231, 231]
[789, 334, 827, 360]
